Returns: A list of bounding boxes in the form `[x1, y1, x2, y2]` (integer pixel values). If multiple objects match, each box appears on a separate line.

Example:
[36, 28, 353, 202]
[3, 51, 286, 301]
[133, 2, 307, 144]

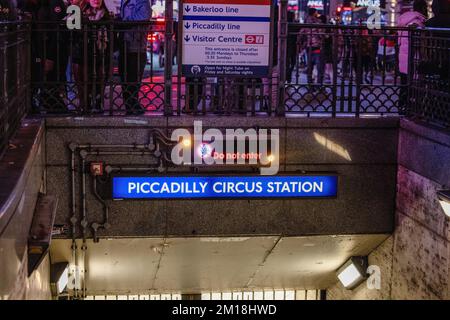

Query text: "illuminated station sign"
[112, 176, 338, 200]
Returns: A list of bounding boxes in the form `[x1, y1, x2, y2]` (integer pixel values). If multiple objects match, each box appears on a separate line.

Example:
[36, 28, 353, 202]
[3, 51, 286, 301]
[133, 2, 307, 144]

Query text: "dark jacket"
[300, 15, 324, 49]
[425, 0, 450, 28]
[120, 0, 151, 52]
[18, 0, 67, 62]
[72, 8, 112, 68]
[41, 0, 68, 62]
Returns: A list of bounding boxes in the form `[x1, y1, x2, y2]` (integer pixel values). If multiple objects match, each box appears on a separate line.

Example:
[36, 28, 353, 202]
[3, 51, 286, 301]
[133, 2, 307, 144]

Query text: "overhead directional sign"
[112, 176, 338, 199]
[182, 0, 272, 77]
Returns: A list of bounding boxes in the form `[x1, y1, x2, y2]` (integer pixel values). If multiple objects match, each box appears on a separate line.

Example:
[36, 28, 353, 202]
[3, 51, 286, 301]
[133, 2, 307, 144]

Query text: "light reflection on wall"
[313, 133, 352, 161]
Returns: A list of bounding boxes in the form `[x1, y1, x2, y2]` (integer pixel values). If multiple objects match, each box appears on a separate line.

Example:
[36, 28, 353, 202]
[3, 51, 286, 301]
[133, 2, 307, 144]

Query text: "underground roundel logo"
[191, 65, 201, 75]
[54, 6, 61, 13]
[197, 143, 212, 159]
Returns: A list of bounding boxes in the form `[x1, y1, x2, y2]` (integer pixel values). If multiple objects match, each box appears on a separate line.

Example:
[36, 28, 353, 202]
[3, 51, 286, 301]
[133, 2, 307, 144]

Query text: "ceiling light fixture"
[336, 256, 368, 290]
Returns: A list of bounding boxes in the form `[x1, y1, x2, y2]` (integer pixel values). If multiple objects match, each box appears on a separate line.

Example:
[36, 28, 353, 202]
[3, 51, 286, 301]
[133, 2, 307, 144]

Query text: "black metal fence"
[24, 20, 449, 121]
[27, 19, 277, 116]
[29, 20, 166, 115]
[0, 21, 30, 157]
[283, 24, 408, 116]
[408, 28, 450, 128]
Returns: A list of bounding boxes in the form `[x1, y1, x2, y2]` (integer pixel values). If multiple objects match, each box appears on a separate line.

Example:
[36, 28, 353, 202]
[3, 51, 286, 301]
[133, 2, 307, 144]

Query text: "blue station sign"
[112, 176, 338, 200]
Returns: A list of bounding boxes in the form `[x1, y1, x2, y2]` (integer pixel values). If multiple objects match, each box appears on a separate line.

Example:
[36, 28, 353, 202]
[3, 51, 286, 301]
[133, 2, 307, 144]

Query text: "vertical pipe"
[71, 239, 78, 299]
[80, 153, 88, 241]
[68, 143, 78, 298]
[80, 151, 88, 298]
[82, 239, 87, 298]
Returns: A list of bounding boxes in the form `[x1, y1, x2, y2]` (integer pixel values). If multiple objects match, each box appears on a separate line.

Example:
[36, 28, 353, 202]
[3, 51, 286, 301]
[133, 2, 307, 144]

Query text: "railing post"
[276, 0, 288, 117]
[2, 24, 9, 129]
[331, 28, 338, 117]
[26, 22, 32, 115]
[164, 0, 174, 116]
[355, 28, 362, 118]
[406, 27, 414, 117]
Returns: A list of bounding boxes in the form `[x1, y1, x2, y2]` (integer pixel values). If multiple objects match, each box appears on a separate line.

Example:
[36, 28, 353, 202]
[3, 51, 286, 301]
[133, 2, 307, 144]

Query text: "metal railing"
[282, 24, 409, 116]
[29, 19, 166, 115]
[27, 19, 277, 116]
[24, 20, 448, 121]
[17, 22, 381, 114]
[408, 28, 450, 128]
[0, 21, 30, 157]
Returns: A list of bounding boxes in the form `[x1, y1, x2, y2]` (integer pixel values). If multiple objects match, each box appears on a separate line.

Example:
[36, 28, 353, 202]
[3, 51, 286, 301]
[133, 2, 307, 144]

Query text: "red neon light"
[213, 152, 262, 161]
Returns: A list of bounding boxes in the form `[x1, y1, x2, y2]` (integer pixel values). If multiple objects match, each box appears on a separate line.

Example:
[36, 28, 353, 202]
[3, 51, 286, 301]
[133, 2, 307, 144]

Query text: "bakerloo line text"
[127, 181, 326, 194]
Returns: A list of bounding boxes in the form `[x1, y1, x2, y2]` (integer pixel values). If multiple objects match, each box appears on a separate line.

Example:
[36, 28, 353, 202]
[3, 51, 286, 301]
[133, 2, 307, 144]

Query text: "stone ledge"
[0, 119, 45, 235]
[400, 118, 450, 148]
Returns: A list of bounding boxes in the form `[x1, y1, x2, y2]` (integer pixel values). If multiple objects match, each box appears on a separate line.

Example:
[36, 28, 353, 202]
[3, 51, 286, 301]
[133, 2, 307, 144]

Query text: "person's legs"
[185, 77, 204, 112]
[72, 63, 87, 112]
[324, 63, 333, 84]
[307, 48, 315, 84]
[92, 64, 106, 113]
[316, 52, 324, 86]
[44, 53, 69, 111]
[362, 55, 372, 83]
[120, 49, 147, 113]
[286, 49, 296, 83]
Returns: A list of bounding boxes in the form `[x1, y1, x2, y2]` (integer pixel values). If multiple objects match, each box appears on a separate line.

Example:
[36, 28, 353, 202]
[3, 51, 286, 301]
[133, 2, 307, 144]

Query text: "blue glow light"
[112, 176, 338, 199]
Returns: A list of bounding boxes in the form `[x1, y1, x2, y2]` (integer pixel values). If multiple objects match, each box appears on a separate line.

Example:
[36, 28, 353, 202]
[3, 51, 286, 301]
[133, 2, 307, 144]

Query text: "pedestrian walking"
[72, 0, 112, 113]
[119, 0, 151, 115]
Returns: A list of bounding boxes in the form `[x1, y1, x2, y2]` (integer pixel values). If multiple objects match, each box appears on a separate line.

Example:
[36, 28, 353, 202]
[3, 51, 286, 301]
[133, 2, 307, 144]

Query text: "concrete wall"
[327, 119, 450, 300]
[0, 119, 52, 300]
[45, 117, 398, 239]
